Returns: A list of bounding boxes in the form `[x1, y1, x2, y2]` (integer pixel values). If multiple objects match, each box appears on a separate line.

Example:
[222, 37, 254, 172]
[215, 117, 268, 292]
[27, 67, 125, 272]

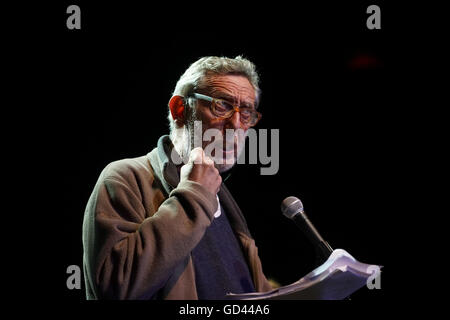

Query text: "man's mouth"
[204, 134, 244, 164]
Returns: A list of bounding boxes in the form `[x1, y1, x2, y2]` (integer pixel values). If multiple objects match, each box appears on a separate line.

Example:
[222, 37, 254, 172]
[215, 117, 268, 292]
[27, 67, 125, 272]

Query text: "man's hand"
[180, 147, 222, 194]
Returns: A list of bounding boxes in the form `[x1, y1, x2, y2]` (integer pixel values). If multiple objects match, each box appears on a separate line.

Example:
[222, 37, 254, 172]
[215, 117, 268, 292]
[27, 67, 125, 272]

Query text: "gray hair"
[167, 55, 261, 134]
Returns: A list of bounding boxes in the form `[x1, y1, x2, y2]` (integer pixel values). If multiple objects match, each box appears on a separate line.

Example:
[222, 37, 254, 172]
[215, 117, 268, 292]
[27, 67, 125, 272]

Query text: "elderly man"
[82, 56, 272, 299]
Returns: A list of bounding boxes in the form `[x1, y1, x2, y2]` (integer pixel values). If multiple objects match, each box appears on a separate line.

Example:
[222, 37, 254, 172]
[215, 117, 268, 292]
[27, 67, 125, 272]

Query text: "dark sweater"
[192, 204, 255, 299]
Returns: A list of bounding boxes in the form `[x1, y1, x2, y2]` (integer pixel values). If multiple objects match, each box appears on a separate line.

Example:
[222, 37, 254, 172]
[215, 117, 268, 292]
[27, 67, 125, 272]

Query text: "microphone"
[281, 196, 333, 264]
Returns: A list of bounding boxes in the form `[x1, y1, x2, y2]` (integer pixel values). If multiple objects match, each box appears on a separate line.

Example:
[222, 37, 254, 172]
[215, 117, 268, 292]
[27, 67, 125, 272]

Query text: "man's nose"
[225, 110, 242, 130]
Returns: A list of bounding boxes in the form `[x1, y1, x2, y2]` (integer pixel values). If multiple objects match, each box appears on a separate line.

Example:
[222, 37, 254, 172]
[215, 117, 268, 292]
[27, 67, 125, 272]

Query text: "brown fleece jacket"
[82, 136, 272, 299]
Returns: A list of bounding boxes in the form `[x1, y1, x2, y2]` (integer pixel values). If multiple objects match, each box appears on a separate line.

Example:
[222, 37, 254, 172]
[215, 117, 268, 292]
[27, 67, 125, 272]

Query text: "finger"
[189, 147, 204, 164]
[216, 176, 222, 194]
[204, 155, 214, 166]
[180, 161, 192, 177]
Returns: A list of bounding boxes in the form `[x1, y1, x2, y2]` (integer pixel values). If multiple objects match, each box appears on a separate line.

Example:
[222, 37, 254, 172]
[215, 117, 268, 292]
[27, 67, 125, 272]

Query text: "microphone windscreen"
[281, 196, 304, 219]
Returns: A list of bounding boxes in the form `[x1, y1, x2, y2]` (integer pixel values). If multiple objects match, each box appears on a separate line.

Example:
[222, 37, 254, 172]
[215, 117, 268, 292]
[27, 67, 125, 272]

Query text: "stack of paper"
[226, 249, 382, 300]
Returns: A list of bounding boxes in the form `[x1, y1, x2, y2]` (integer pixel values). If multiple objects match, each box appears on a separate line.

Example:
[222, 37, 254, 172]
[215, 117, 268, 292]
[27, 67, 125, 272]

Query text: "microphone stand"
[298, 216, 351, 300]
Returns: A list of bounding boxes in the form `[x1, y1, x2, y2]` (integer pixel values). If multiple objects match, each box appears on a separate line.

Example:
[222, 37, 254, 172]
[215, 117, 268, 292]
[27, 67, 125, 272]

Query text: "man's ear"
[169, 95, 186, 125]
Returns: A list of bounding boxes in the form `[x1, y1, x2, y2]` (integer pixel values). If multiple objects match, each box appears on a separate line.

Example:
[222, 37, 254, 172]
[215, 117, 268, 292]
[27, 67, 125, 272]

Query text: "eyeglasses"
[192, 93, 262, 127]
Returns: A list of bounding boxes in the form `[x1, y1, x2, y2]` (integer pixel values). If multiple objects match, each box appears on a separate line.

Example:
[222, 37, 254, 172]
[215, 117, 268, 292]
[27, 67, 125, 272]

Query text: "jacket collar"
[147, 135, 180, 194]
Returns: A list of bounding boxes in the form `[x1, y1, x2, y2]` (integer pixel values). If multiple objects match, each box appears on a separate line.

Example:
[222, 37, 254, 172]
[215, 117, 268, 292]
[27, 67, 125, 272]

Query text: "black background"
[21, 1, 402, 305]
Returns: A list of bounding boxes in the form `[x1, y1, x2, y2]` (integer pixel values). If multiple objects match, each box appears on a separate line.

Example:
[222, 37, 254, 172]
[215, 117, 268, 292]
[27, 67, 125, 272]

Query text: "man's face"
[191, 74, 256, 172]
